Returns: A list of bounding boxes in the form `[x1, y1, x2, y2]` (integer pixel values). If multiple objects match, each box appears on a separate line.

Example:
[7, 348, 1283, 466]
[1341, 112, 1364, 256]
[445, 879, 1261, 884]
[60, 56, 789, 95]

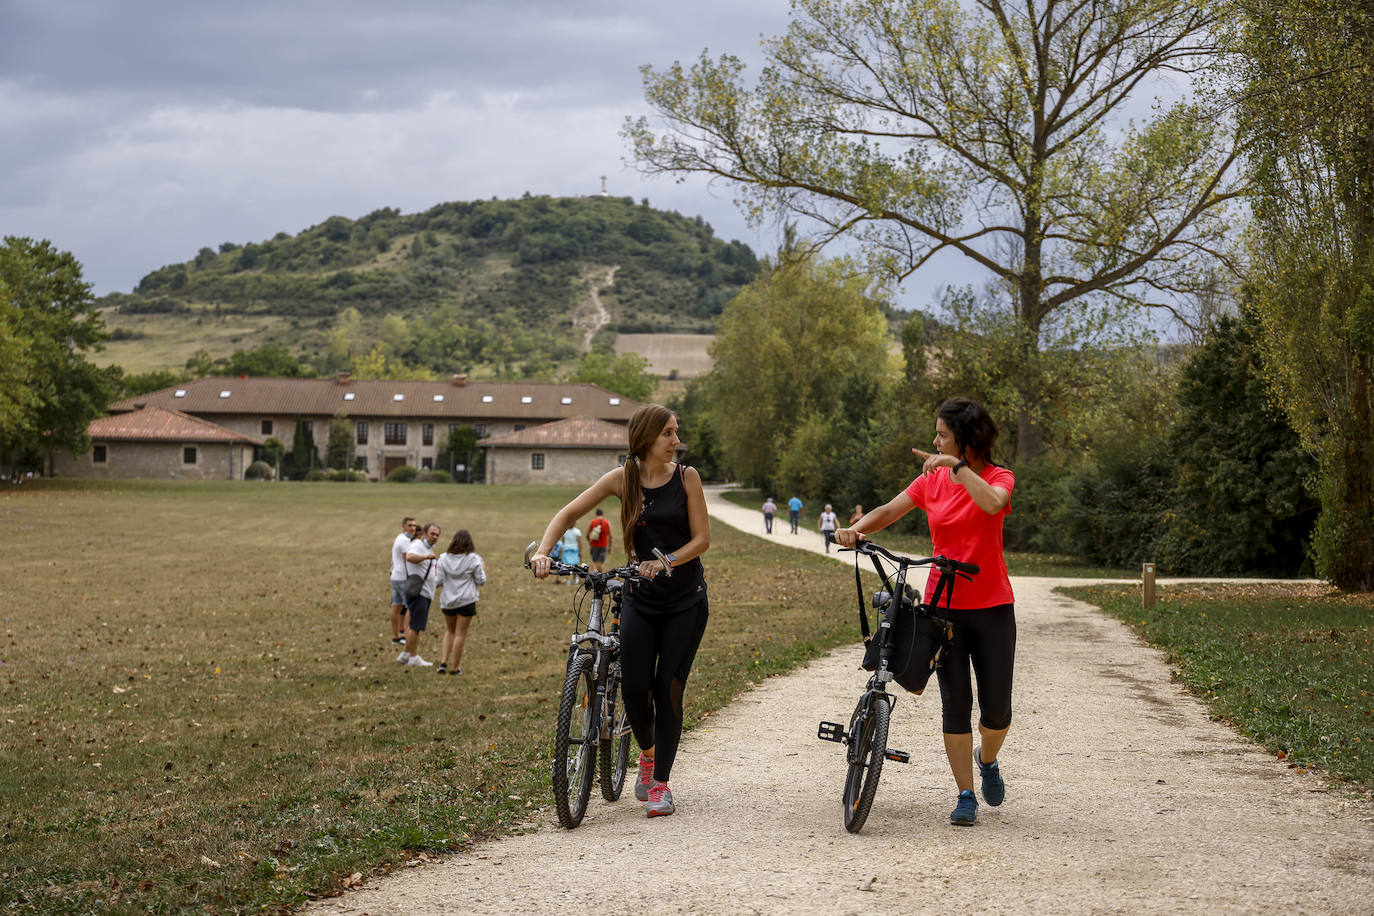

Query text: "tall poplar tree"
[627, 0, 1241, 459]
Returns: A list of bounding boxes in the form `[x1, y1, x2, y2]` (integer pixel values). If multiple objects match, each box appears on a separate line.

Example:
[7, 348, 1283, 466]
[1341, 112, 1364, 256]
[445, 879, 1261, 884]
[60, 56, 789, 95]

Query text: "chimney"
[452, 373, 468, 387]
[336, 371, 351, 385]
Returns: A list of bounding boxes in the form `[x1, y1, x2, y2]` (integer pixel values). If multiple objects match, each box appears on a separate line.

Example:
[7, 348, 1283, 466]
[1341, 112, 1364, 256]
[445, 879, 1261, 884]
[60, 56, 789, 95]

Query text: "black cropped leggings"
[619, 598, 709, 784]
[935, 604, 1016, 734]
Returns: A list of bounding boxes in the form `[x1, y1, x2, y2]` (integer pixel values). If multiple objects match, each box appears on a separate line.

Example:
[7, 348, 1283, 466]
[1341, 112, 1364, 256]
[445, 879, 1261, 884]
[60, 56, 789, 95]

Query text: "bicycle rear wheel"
[552, 652, 598, 828]
[842, 693, 889, 833]
[598, 669, 632, 801]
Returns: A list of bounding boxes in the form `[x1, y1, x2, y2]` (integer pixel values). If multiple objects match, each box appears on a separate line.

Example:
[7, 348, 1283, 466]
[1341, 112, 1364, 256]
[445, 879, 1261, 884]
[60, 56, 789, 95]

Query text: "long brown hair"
[619, 404, 675, 560]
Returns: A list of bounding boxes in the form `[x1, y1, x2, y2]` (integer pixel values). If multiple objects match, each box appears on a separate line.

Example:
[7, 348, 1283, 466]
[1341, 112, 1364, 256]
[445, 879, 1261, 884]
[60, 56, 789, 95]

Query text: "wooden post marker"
[1142, 562, 1156, 608]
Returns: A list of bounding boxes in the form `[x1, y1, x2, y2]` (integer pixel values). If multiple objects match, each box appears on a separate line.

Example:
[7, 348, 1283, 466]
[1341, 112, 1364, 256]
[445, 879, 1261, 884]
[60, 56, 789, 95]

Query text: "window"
[384, 423, 407, 445]
[561, 396, 573, 405]
[421, 457, 433, 470]
[531, 453, 545, 470]
[513, 424, 526, 432]
[520, 396, 533, 404]
[302, 420, 313, 436]
[92, 445, 107, 463]
[218, 390, 231, 399]
[260, 419, 272, 435]
[609, 397, 621, 406]
[422, 423, 434, 446]
[475, 423, 489, 439]
[183, 446, 198, 465]
[173, 389, 187, 398]
[343, 392, 356, 401]
[353, 456, 368, 471]
[449, 424, 460, 436]
[356, 421, 369, 445]
[481, 395, 494, 403]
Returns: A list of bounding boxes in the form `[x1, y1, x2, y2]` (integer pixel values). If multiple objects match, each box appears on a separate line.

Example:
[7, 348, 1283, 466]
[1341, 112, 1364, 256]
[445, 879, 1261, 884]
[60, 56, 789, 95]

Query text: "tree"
[436, 426, 479, 482]
[261, 436, 286, 480]
[627, 0, 1241, 459]
[325, 413, 353, 470]
[0, 237, 117, 472]
[228, 343, 307, 377]
[287, 418, 320, 479]
[568, 350, 655, 402]
[706, 251, 891, 486]
[1235, 0, 1374, 589]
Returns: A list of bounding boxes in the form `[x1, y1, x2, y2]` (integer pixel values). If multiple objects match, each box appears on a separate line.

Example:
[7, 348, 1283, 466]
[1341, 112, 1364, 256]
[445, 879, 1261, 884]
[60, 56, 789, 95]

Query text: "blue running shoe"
[950, 789, 978, 826]
[975, 746, 1005, 806]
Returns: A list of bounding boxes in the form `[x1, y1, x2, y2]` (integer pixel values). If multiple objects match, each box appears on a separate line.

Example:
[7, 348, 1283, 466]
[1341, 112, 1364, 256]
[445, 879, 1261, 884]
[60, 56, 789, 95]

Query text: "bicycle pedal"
[884, 749, 911, 763]
[817, 721, 845, 743]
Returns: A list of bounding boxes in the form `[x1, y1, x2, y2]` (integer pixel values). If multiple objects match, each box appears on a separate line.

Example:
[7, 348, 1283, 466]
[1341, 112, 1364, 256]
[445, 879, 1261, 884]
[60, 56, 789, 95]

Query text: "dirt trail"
[573, 265, 617, 352]
[308, 488, 1374, 915]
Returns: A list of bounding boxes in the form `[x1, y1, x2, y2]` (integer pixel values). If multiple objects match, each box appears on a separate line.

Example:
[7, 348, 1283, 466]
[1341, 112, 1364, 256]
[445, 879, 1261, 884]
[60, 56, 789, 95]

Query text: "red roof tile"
[107, 377, 643, 421]
[89, 406, 265, 444]
[482, 416, 631, 449]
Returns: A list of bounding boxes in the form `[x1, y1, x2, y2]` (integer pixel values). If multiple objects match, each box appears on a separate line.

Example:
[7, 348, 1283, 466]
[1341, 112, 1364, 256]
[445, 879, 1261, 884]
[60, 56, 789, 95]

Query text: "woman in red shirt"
[834, 397, 1014, 827]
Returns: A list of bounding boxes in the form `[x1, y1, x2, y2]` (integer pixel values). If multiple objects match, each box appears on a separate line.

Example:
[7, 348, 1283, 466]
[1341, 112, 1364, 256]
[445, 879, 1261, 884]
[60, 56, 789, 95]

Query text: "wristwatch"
[952, 459, 968, 475]
[664, 552, 677, 568]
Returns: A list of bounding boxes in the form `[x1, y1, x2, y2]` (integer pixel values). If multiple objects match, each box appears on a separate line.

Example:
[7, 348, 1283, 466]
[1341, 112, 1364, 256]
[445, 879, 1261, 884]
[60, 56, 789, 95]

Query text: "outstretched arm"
[833, 491, 918, 548]
[530, 468, 623, 579]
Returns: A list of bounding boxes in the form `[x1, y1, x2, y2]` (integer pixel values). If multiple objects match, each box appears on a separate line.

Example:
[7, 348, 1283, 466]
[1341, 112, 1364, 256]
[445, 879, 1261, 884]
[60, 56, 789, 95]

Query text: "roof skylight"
[173, 390, 187, 398]
[433, 394, 444, 402]
[521, 396, 533, 404]
[608, 398, 621, 406]
[481, 395, 494, 403]
[393, 394, 404, 401]
[560, 397, 573, 405]
[218, 390, 231, 398]
[343, 392, 356, 401]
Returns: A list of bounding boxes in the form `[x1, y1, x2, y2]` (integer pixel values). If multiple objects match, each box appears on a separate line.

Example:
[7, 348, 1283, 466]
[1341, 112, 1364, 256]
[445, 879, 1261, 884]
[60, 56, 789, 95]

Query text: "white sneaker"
[406, 655, 434, 667]
[396, 651, 411, 663]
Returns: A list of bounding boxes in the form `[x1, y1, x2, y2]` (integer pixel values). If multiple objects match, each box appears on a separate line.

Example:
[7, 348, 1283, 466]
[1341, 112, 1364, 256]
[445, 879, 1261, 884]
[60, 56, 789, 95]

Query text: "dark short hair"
[595, 508, 603, 516]
[937, 397, 998, 462]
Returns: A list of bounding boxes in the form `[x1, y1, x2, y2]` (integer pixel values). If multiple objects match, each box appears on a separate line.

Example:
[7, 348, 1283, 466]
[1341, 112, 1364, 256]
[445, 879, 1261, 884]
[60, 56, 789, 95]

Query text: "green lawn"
[1063, 582, 1374, 791]
[0, 480, 861, 913]
[720, 487, 1130, 577]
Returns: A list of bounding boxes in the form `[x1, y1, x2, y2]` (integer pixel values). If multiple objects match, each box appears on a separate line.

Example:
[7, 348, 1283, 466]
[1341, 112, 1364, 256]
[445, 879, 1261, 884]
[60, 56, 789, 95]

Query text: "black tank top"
[628, 463, 706, 614]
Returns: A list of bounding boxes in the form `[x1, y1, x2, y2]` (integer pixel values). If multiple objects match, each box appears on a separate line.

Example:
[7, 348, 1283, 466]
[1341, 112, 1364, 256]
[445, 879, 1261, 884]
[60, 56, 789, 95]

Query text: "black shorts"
[442, 602, 477, 618]
[590, 547, 608, 563]
[405, 593, 432, 632]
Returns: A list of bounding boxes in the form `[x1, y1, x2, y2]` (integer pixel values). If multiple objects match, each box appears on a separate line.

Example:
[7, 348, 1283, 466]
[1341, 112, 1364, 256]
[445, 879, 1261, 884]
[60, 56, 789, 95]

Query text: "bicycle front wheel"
[598, 670, 632, 801]
[552, 652, 598, 828]
[842, 693, 889, 833]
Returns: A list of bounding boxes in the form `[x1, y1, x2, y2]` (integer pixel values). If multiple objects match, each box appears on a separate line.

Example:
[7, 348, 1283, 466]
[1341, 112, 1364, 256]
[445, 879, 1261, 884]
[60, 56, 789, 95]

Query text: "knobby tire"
[842, 694, 889, 833]
[598, 668, 632, 801]
[553, 652, 597, 829]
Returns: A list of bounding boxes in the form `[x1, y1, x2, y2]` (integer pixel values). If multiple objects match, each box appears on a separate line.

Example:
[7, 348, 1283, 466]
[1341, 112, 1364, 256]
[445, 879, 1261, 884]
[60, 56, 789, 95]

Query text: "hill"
[96, 195, 759, 376]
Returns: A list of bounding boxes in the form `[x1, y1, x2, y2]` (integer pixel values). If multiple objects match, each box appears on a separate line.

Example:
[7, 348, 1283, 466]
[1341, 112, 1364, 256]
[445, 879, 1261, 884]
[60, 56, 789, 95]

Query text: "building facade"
[52, 405, 263, 480]
[482, 417, 631, 486]
[105, 375, 643, 480]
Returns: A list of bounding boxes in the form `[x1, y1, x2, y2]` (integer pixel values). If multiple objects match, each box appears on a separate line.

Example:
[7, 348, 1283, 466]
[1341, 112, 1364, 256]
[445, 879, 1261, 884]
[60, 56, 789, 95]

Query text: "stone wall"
[52, 442, 256, 480]
[484, 447, 625, 486]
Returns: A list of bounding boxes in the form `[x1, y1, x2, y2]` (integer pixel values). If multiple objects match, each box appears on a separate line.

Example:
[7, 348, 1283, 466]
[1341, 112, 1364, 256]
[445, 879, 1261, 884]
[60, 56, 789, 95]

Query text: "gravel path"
[309, 488, 1374, 915]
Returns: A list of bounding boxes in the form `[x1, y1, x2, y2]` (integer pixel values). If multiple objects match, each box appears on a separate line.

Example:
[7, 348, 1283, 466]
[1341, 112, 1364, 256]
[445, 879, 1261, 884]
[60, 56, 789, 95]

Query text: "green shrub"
[327, 468, 367, 482]
[304, 469, 331, 481]
[417, 469, 452, 483]
[386, 465, 419, 483]
[244, 461, 274, 480]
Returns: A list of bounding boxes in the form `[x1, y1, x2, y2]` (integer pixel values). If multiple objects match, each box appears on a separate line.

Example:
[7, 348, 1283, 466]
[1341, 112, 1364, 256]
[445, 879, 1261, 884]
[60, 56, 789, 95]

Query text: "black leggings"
[935, 604, 1016, 734]
[619, 598, 709, 783]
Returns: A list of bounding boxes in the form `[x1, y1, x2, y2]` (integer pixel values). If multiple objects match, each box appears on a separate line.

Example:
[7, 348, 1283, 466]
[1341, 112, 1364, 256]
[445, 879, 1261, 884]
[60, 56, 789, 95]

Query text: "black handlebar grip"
[953, 560, 980, 575]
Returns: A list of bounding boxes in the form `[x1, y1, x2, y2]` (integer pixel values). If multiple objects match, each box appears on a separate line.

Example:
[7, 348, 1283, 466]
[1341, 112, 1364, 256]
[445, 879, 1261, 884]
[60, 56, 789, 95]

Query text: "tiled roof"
[89, 406, 265, 444]
[482, 416, 630, 449]
[107, 376, 642, 421]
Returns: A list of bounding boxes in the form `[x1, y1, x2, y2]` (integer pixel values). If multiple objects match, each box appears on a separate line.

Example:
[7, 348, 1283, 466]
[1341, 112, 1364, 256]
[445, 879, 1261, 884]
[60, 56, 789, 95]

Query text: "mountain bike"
[817, 539, 977, 833]
[524, 542, 670, 829]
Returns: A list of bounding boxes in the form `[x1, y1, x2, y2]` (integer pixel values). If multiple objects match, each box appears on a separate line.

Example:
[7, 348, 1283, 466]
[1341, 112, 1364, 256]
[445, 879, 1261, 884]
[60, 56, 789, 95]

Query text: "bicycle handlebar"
[843, 539, 979, 577]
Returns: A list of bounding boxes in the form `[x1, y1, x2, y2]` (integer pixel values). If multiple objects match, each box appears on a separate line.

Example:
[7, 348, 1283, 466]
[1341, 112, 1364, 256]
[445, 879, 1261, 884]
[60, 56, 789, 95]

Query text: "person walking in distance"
[787, 493, 803, 534]
[398, 522, 441, 668]
[849, 504, 864, 526]
[587, 508, 613, 572]
[435, 529, 485, 675]
[834, 397, 1015, 827]
[529, 405, 710, 818]
[388, 517, 417, 644]
[761, 496, 777, 534]
[556, 524, 586, 585]
[818, 503, 839, 553]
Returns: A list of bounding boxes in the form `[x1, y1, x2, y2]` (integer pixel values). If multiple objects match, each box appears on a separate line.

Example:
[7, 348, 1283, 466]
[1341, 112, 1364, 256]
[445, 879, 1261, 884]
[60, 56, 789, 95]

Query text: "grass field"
[720, 487, 1132, 577]
[1063, 583, 1374, 792]
[0, 480, 861, 913]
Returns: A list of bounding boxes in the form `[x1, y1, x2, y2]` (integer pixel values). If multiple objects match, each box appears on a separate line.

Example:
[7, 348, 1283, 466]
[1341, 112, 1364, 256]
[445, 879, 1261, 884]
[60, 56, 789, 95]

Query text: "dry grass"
[0, 480, 857, 912]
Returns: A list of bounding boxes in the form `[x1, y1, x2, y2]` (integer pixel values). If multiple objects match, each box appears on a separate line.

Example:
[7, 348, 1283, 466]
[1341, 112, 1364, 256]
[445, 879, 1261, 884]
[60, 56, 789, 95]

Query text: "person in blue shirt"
[787, 494, 804, 534]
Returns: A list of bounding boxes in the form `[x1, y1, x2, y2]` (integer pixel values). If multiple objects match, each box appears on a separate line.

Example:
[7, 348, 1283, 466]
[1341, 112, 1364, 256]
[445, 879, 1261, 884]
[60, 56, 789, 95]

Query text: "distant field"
[615, 333, 714, 378]
[96, 306, 303, 374]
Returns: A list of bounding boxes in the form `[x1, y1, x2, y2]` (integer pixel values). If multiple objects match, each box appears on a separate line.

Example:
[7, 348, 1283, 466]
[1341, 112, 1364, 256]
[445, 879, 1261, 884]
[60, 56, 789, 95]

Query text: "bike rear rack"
[816, 721, 910, 762]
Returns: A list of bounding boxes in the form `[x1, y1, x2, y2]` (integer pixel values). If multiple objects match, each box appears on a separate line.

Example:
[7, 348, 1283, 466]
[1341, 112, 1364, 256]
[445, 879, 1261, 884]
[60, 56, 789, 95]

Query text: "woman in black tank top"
[530, 405, 711, 819]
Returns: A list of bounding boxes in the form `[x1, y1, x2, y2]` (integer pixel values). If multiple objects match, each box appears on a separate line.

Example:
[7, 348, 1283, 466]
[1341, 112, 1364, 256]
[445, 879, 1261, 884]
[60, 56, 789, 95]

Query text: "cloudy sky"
[2, 0, 843, 299]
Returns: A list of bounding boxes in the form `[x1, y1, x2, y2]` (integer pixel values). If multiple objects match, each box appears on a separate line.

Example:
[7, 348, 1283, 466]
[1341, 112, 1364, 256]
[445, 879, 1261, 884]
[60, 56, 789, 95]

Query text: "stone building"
[103, 375, 643, 480]
[52, 405, 263, 480]
[481, 417, 632, 485]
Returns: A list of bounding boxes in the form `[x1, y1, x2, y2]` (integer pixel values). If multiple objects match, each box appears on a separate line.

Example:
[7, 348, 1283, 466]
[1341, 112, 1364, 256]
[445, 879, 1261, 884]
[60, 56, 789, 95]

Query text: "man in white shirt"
[389, 517, 417, 644]
[398, 522, 440, 667]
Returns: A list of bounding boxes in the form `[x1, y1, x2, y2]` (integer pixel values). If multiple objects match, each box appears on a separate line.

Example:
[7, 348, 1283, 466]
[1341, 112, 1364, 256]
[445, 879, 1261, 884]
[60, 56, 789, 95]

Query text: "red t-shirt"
[904, 464, 1015, 609]
[588, 518, 611, 548]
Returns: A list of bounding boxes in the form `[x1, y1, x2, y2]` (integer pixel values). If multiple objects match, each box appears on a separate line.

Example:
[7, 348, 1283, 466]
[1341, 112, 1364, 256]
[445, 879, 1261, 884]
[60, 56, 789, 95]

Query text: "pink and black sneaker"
[634, 752, 654, 802]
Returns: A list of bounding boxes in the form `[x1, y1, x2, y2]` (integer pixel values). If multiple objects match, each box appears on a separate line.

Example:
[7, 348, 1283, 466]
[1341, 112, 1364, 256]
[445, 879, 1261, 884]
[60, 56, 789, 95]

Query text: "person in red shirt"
[587, 507, 613, 572]
[834, 397, 1014, 827]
